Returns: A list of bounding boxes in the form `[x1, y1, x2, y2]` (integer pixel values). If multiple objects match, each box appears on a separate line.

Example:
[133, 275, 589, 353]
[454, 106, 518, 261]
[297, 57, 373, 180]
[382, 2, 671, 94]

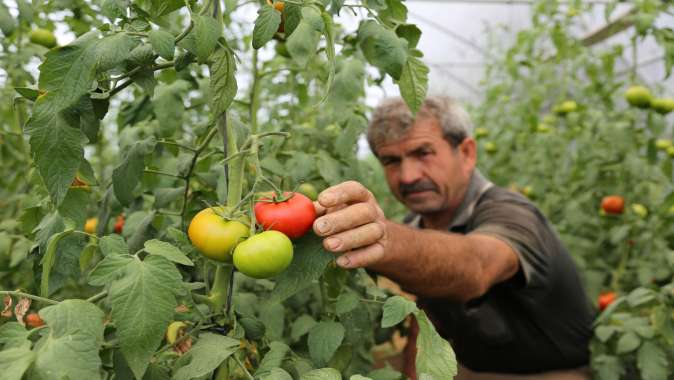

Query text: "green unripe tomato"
[624, 85, 652, 108]
[484, 142, 497, 154]
[536, 124, 552, 133]
[275, 41, 290, 58]
[188, 207, 250, 262]
[631, 203, 648, 218]
[667, 146, 674, 158]
[650, 98, 674, 115]
[29, 28, 57, 48]
[553, 100, 577, 115]
[655, 139, 673, 151]
[233, 231, 293, 279]
[297, 183, 318, 201]
[474, 127, 489, 138]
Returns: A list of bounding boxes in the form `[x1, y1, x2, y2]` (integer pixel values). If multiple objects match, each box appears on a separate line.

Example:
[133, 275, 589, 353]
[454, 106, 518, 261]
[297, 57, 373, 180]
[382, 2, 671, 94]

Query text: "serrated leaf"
[382, 296, 417, 328]
[291, 314, 317, 342]
[96, 33, 138, 72]
[40, 229, 74, 297]
[329, 59, 365, 109]
[616, 331, 641, 354]
[358, 21, 407, 80]
[25, 94, 86, 206]
[14, 87, 40, 101]
[253, 5, 282, 49]
[112, 137, 156, 205]
[143, 239, 193, 266]
[316, 150, 342, 185]
[637, 341, 668, 380]
[57, 188, 89, 226]
[396, 24, 421, 49]
[32, 300, 105, 380]
[172, 333, 239, 380]
[148, 29, 175, 60]
[592, 355, 624, 380]
[99, 234, 129, 256]
[269, 234, 333, 303]
[0, 323, 30, 350]
[414, 310, 457, 379]
[89, 254, 134, 286]
[108, 255, 183, 378]
[209, 46, 237, 117]
[335, 291, 359, 315]
[259, 302, 285, 341]
[397, 54, 428, 114]
[260, 368, 294, 380]
[255, 341, 290, 376]
[626, 287, 656, 307]
[308, 321, 345, 367]
[319, 11, 336, 104]
[300, 368, 342, 380]
[0, 345, 35, 380]
[595, 325, 617, 342]
[180, 14, 221, 62]
[127, 211, 157, 253]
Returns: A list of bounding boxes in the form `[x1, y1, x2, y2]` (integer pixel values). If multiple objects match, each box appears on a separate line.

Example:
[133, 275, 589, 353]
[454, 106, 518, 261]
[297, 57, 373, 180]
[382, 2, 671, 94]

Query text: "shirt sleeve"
[469, 199, 553, 290]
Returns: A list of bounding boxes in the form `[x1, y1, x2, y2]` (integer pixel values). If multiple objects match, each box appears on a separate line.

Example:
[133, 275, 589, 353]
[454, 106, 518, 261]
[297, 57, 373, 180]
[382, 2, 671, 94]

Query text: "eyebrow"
[379, 142, 434, 162]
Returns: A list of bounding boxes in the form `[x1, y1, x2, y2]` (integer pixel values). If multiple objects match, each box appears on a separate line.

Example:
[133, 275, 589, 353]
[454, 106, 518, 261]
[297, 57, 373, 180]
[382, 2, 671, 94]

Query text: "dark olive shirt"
[404, 171, 595, 374]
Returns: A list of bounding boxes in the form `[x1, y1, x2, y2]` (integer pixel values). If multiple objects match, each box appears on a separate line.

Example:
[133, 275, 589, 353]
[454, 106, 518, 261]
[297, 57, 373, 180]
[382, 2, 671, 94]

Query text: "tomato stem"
[0, 291, 59, 306]
[250, 49, 261, 135]
[209, 264, 234, 313]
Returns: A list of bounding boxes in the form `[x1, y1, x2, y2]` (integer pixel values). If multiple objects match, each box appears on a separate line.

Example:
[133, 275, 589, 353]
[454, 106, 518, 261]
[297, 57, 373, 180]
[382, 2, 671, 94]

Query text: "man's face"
[376, 117, 476, 215]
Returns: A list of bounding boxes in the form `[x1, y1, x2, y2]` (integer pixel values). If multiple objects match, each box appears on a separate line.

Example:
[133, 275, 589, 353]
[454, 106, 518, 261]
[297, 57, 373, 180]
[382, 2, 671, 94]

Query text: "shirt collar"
[406, 170, 493, 230]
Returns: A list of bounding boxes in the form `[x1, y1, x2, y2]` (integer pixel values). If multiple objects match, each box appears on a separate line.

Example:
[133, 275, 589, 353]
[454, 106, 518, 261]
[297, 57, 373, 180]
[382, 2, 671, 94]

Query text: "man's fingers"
[313, 202, 378, 236]
[335, 243, 385, 269]
[322, 222, 384, 252]
[317, 181, 373, 208]
[313, 201, 327, 217]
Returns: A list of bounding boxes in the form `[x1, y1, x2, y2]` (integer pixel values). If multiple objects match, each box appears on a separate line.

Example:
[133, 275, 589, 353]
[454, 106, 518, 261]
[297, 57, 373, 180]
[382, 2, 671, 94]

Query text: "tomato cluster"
[188, 191, 317, 279]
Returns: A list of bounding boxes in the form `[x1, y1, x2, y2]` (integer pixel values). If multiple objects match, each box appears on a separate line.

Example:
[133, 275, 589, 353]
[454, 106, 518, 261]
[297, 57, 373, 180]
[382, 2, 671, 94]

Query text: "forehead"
[376, 118, 445, 156]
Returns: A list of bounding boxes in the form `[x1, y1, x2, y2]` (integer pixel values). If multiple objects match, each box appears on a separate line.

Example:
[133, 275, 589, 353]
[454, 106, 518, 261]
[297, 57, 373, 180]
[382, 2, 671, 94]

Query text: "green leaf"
[0, 323, 30, 350]
[616, 331, 641, 354]
[180, 14, 222, 62]
[99, 234, 129, 256]
[152, 80, 189, 137]
[286, 20, 321, 67]
[259, 302, 285, 341]
[316, 150, 342, 185]
[308, 321, 345, 367]
[96, 33, 138, 72]
[253, 5, 282, 49]
[626, 287, 656, 307]
[14, 87, 40, 101]
[89, 254, 134, 286]
[397, 54, 428, 114]
[260, 368, 294, 380]
[637, 341, 668, 380]
[329, 59, 366, 109]
[350, 376, 372, 380]
[57, 188, 90, 226]
[396, 24, 421, 49]
[414, 309, 457, 379]
[335, 291, 360, 315]
[108, 255, 183, 378]
[143, 239, 194, 266]
[209, 46, 237, 118]
[0, 3, 16, 36]
[25, 94, 86, 206]
[0, 345, 35, 380]
[367, 367, 403, 380]
[128, 43, 155, 66]
[255, 341, 290, 377]
[172, 333, 240, 380]
[32, 300, 105, 380]
[148, 29, 175, 60]
[291, 314, 317, 342]
[594, 325, 617, 342]
[127, 211, 157, 253]
[269, 234, 333, 302]
[379, 0, 408, 26]
[112, 137, 156, 205]
[40, 229, 74, 297]
[283, 3, 302, 36]
[239, 316, 267, 340]
[358, 21, 407, 80]
[319, 12, 336, 103]
[382, 296, 417, 328]
[592, 355, 624, 380]
[300, 368, 342, 380]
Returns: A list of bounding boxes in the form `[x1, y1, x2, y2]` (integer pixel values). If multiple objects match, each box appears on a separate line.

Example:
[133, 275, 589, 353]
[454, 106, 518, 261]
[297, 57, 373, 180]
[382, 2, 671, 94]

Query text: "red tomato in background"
[114, 214, 125, 234]
[601, 195, 624, 215]
[598, 291, 617, 311]
[255, 192, 316, 238]
[25, 312, 45, 328]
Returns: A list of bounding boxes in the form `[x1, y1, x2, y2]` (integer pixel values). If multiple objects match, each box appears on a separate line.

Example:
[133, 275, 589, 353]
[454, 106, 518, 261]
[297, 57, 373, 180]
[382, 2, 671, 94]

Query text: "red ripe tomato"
[601, 195, 624, 215]
[255, 192, 316, 239]
[114, 214, 125, 234]
[598, 292, 617, 311]
[25, 312, 45, 328]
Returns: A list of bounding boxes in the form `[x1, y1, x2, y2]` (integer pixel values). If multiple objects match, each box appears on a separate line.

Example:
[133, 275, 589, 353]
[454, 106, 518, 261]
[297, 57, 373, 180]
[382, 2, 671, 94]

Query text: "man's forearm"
[369, 221, 488, 302]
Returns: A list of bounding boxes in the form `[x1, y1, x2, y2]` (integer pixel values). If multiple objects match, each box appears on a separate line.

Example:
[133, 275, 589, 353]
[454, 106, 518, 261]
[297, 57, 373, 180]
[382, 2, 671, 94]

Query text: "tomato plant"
[255, 192, 316, 238]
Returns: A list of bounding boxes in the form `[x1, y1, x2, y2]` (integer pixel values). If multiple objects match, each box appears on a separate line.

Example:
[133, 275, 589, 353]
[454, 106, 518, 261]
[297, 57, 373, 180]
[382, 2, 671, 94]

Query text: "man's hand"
[313, 181, 389, 268]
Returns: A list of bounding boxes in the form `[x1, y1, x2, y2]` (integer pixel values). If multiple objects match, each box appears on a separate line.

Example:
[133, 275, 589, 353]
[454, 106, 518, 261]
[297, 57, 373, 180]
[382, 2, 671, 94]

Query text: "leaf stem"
[86, 291, 108, 303]
[0, 290, 59, 305]
[144, 169, 185, 179]
[181, 124, 220, 229]
[233, 355, 255, 380]
[157, 140, 198, 153]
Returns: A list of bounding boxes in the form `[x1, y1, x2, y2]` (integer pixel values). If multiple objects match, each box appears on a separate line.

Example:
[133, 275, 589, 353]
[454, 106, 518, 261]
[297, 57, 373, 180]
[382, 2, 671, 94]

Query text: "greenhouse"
[1, 0, 673, 379]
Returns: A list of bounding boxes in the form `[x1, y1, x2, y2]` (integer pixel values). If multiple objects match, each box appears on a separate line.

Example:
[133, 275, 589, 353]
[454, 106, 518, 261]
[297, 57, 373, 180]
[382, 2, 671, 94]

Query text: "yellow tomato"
[187, 207, 249, 262]
[84, 218, 98, 234]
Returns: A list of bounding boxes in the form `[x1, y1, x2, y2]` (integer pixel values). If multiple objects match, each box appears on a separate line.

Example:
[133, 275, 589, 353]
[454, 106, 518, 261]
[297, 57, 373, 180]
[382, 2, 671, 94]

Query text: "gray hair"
[367, 96, 474, 154]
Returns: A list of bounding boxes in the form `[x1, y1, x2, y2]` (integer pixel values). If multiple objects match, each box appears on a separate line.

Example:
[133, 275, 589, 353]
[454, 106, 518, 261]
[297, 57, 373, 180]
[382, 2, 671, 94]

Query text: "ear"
[459, 138, 477, 172]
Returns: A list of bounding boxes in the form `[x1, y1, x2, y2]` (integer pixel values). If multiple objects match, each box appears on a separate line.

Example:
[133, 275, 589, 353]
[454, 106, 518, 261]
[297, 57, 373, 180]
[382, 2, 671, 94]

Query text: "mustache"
[400, 180, 439, 196]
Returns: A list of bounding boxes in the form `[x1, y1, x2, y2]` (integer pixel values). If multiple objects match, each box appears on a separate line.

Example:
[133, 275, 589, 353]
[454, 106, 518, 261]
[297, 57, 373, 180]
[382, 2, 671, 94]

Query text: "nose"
[399, 158, 423, 185]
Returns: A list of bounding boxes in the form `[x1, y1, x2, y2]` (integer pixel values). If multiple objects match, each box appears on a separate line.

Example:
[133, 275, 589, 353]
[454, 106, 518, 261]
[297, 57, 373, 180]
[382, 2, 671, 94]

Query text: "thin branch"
[144, 169, 185, 179]
[0, 290, 59, 305]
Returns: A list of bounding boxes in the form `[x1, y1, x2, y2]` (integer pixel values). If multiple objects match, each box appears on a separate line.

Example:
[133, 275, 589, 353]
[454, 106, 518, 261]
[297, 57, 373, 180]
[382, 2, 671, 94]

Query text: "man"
[311, 97, 595, 379]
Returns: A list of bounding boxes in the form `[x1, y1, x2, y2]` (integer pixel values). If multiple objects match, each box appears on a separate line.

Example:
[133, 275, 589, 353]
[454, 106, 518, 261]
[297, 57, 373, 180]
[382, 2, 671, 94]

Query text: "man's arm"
[313, 181, 519, 302]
